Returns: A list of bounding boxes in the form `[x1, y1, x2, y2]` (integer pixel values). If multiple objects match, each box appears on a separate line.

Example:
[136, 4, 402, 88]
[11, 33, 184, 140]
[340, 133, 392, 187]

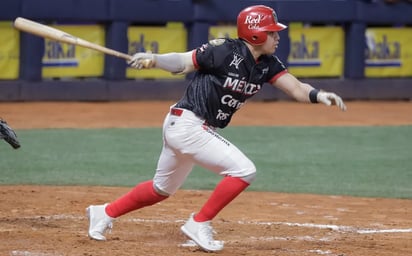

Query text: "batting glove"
[317, 91, 347, 111]
[128, 51, 156, 69]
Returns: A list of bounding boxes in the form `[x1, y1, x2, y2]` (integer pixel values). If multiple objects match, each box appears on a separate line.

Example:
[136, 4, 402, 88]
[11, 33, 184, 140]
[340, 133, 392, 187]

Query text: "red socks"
[104, 177, 249, 221]
[105, 180, 168, 218]
[194, 176, 250, 222]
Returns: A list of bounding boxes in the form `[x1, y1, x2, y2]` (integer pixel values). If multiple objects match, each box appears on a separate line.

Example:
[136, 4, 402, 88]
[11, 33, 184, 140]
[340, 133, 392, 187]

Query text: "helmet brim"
[262, 22, 287, 32]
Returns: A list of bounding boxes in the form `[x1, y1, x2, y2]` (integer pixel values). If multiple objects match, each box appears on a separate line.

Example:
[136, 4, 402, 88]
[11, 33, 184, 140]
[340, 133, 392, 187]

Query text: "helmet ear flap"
[250, 32, 267, 44]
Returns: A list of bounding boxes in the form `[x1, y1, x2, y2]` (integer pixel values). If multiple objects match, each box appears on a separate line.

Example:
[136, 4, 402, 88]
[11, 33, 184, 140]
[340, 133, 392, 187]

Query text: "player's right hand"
[128, 52, 156, 69]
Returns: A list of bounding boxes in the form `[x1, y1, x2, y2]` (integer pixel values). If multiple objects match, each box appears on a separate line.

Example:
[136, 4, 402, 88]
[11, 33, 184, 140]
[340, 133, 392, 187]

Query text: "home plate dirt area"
[1, 101, 411, 256]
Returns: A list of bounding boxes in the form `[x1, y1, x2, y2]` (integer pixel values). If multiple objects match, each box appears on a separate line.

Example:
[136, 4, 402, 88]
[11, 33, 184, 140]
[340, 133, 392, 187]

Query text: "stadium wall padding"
[1, 79, 411, 102]
[1, 0, 412, 101]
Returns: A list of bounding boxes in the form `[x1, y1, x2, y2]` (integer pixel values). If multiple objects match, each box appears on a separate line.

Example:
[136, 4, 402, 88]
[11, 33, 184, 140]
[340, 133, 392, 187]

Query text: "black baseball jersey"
[175, 38, 287, 128]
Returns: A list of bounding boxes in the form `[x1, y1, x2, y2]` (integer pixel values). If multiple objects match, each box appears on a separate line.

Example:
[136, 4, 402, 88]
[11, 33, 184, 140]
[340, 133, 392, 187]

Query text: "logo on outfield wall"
[289, 34, 320, 67]
[129, 34, 159, 55]
[287, 26, 344, 77]
[126, 24, 187, 79]
[365, 32, 401, 67]
[42, 41, 78, 67]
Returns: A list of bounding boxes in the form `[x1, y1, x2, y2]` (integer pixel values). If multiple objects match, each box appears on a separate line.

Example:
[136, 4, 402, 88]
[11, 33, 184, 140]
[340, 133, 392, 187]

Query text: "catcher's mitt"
[0, 119, 21, 149]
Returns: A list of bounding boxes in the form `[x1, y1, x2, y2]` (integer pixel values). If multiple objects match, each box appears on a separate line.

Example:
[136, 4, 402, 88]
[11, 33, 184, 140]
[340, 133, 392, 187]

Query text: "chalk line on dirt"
[10, 251, 62, 256]
[21, 214, 412, 234]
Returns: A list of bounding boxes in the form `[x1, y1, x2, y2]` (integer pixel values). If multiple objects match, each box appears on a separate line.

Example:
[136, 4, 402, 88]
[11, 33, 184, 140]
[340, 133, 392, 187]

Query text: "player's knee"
[240, 161, 257, 184]
[241, 171, 256, 184]
[153, 182, 172, 197]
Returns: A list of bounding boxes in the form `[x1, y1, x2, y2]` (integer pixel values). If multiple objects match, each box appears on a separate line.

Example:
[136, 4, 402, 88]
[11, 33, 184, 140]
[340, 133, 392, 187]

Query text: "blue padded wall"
[104, 21, 129, 80]
[356, 1, 412, 24]
[277, 0, 356, 22]
[21, 0, 109, 21]
[1, 0, 411, 89]
[19, 32, 43, 81]
[193, 0, 271, 22]
[344, 22, 366, 79]
[109, 0, 193, 22]
[0, 0, 22, 20]
[193, 0, 357, 23]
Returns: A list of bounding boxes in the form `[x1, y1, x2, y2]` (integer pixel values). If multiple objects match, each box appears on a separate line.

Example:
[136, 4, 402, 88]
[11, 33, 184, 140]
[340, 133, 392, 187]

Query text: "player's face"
[262, 31, 280, 55]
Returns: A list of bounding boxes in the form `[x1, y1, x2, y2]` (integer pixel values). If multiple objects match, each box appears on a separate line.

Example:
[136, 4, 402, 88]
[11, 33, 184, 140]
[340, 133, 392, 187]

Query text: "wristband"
[309, 89, 320, 103]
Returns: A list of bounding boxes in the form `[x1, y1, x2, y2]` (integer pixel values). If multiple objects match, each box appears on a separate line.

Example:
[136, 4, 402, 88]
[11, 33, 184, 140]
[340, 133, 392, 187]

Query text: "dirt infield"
[1, 101, 412, 256]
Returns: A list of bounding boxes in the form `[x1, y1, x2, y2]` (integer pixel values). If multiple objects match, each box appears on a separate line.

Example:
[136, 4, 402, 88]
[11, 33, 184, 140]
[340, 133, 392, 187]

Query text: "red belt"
[170, 108, 183, 116]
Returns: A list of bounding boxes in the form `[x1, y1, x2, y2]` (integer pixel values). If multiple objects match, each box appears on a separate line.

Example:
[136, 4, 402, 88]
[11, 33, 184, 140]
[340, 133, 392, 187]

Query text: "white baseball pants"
[153, 106, 256, 195]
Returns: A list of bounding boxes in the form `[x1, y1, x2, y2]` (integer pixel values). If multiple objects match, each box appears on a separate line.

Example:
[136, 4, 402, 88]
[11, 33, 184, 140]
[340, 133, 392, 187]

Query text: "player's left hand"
[317, 91, 347, 111]
[128, 51, 156, 69]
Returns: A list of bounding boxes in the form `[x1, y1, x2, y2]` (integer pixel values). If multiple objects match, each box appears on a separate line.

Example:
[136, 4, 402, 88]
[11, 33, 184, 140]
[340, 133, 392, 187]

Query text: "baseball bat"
[13, 17, 133, 61]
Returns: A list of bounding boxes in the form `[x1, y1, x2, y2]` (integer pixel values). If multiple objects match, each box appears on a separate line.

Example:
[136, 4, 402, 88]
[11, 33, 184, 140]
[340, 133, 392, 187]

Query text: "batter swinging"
[86, 5, 347, 252]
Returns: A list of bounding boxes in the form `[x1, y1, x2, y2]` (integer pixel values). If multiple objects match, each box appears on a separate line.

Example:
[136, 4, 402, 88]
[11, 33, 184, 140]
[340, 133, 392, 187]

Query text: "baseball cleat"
[180, 213, 224, 252]
[86, 203, 113, 241]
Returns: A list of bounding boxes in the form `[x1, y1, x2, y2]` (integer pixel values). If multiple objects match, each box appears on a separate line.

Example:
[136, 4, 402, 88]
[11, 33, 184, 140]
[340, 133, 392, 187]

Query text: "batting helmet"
[237, 5, 287, 45]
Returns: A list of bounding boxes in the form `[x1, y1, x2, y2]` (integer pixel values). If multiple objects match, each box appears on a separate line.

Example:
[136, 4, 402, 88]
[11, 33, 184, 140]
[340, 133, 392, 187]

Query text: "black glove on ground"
[0, 119, 21, 149]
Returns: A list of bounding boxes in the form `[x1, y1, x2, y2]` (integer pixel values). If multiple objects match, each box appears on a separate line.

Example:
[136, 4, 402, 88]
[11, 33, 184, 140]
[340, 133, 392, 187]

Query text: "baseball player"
[87, 5, 346, 252]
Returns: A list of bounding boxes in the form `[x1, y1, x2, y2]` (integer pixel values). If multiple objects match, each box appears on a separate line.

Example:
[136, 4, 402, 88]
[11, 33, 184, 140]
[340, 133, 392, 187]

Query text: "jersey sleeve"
[193, 39, 230, 71]
[268, 55, 288, 83]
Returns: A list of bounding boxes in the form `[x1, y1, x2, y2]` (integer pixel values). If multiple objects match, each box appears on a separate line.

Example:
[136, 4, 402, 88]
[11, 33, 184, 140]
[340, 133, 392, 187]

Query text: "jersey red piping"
[192, 50, 199, 69]
[269, 69, 288, 83]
